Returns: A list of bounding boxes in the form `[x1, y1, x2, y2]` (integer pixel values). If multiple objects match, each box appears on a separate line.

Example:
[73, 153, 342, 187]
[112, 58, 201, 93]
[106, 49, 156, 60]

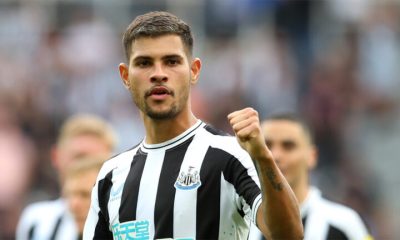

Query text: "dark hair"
[264, 113, 315, 144]
[122, 11, 193, 61]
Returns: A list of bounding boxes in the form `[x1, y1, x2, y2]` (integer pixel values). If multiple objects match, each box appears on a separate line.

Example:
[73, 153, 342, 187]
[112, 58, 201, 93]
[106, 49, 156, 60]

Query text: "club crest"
[174, 166, 201, 190]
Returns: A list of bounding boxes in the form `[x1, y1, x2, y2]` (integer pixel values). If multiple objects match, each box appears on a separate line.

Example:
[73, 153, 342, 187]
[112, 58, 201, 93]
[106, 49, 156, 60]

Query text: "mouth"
[146, 86, 172, 99]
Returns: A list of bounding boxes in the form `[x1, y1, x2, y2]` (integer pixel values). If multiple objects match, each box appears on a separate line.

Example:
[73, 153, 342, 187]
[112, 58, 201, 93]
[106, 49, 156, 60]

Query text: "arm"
[228, 108, 303, 239]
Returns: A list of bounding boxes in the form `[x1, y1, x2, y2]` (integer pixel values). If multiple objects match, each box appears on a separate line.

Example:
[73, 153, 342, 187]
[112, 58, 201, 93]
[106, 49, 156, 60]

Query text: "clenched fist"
[227, 108, 272, 161]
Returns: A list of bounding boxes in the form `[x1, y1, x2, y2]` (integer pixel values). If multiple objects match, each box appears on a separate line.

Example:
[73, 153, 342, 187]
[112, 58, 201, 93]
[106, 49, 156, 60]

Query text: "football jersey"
[83, 120, 262, 240]
[16, 198, 78, 240]
[248, 187, 372, 240]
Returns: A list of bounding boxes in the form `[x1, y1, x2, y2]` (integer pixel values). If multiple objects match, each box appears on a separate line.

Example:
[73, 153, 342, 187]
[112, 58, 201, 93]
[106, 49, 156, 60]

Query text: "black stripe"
[223, 153, 261, 207]
[196, 147, 224, 239]
[143, 122, 202, 150]
[49, 214, 63, 240]
[154, 138, 193, 238]
[27, 223, 36, 240]
[302, 216, 307, 231]
[94, 211, 113, 239]
[94, 170, 114, 238]
[326, 225, 349, 240]
[119, 150, 147, 222]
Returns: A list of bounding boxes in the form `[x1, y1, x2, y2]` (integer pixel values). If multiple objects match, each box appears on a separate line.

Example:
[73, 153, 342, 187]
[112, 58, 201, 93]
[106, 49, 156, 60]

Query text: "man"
[63, 157, 108, 240]
[249, 113, 373, 240]
[83, 11, 302, 240]
[17, 114, 117, 240]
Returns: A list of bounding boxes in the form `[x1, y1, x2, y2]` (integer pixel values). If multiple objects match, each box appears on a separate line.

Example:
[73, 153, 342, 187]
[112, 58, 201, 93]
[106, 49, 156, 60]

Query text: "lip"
[146, 86, 172, 100]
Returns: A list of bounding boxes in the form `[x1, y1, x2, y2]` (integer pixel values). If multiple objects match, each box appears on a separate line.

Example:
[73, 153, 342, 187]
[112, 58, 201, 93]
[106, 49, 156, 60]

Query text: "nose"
[150, 63, 168, 83]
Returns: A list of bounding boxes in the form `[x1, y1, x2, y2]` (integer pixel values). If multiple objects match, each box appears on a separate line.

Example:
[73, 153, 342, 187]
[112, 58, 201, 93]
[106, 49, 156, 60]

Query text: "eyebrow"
[161, 54, 184, 60]
[133, 54, 184, 61]
[132, 56, 152, 63]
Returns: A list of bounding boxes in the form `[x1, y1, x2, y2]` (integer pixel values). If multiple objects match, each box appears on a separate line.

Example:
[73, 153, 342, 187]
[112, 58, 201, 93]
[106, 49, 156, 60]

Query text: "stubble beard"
[144, 103, 179, 120]
[132, 87, 189, 120]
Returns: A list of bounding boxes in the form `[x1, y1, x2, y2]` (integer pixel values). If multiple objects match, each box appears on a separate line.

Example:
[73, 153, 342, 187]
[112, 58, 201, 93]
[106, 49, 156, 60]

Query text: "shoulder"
[21, 198, 66, 216]
[202, 123, 253, 161]
[200, 124, 256, 173]
[319, 197, 369, 238]
[97, 144, 141, 181]
[202, 124, 247, 156]
[18, 198, 67, 227]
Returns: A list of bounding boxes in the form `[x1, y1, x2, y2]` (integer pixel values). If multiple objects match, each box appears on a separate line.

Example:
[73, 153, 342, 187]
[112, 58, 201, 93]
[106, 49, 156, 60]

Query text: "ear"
[307, 145, 318, 170]
[190, 58, 201, 85]
[119, 63, 130, 90]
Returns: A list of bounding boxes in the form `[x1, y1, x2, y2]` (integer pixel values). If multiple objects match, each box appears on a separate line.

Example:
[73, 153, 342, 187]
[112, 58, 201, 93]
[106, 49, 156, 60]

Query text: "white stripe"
[173, 129, 210, 238]
[304, 201, 328, 240]
[251, 194, 262, 225]
[218, 173, 250, 240]
[83, 184, 100, 239]
[136, 150, 165, 239]
[107, 158, 133, 228]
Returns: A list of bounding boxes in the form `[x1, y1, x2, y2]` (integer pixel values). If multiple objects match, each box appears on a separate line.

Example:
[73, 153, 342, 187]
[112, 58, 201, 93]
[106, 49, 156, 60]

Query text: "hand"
[227, 108, 270, 160]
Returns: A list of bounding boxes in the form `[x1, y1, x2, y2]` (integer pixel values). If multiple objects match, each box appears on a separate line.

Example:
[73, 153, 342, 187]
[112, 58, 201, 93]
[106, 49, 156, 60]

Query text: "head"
[119, 11, 201, 120]
[52, 114, 117, 183]
[62, 156, 106, 234]
[261, 113, 317, 190]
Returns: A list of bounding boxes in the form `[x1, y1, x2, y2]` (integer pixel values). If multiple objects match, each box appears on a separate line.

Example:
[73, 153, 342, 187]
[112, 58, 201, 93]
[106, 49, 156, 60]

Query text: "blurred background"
[0, 0, 399, 239]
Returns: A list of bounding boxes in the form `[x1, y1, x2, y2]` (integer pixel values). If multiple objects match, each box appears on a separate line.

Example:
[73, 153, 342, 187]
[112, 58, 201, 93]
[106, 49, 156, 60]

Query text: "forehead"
[63, 134, 104, 145]
[261, 120, 308, 142]
[130, 34, 187, 59]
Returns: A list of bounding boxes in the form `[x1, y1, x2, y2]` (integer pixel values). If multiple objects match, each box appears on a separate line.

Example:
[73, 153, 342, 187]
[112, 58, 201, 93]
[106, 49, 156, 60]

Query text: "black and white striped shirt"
[248, 187, 372, 240]
[16, 198, 79, 240]
[83, 120, 262, 240]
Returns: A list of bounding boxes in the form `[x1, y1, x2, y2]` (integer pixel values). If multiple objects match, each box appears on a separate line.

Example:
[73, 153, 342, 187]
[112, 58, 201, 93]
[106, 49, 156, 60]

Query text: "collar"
[141, 120, 204, 152]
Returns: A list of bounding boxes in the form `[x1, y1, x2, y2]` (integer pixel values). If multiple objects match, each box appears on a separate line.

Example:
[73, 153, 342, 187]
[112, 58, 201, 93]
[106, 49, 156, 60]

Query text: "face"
[119, 34, 201, 120]
[63, 169, 98, 234]
[54, 134, 112, 182]
[261, 120, 316, 188]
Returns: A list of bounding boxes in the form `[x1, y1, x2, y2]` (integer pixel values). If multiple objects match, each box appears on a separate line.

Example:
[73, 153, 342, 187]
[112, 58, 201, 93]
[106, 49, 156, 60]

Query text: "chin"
[146, 107, 180, 120]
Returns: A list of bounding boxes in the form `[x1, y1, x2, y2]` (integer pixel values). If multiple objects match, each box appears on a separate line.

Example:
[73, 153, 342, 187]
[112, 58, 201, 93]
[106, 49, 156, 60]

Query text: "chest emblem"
[174, 166, 201, 190]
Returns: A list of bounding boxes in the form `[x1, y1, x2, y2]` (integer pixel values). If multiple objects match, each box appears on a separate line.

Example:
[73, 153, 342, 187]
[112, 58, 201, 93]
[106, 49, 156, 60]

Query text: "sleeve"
[346, 211, 373, 240]
[16, 206, 36, 240]
[225, 145, 262, 225]
[83, 174, 113, 239]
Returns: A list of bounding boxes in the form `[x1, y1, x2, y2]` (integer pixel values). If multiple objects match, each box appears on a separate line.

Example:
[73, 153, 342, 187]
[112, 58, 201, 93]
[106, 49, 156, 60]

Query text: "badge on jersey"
[174, 166, 201, 190]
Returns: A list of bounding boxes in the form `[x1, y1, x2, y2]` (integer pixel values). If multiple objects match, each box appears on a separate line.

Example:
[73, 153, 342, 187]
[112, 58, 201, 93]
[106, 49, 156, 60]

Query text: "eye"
[282, 140, 296, 151]
[135, 59, 152, 68]
[166, 58, 180, 66]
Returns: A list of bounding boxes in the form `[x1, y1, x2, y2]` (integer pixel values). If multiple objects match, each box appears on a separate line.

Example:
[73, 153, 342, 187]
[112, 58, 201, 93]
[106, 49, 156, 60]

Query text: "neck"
[291, 176, 310, 205]
[142, 109, 198, 144]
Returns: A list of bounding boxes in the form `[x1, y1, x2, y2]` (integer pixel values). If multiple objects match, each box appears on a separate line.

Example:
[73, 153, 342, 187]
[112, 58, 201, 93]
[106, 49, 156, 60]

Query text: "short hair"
[57, 114, 117, 151]
[264, 113, 315, 144]
[122, 11, 194, 61]
[64, 156, 106, 179]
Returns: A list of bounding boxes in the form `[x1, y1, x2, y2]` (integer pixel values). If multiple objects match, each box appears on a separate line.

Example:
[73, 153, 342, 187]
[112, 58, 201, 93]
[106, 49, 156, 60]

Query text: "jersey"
[248, 187, 372, 240]
[16, 198, 78, 240]
[83, 120, 262, 240]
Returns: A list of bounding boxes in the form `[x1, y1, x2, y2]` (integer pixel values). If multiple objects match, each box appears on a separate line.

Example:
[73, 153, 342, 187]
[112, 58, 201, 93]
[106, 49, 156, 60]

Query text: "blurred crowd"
[0, 0, 399, 239]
